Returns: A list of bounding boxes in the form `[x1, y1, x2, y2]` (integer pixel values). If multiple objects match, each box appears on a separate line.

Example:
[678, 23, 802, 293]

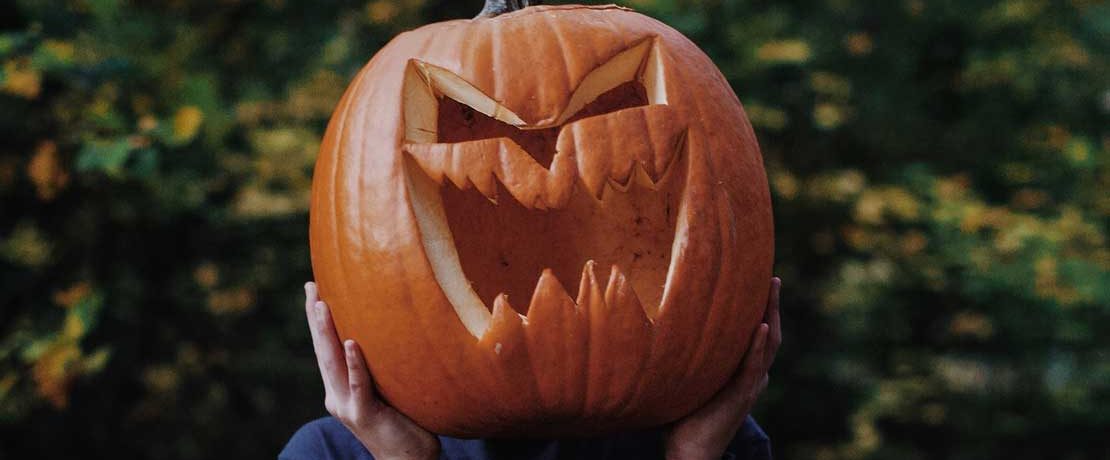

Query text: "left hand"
[304, 282, 440, 460]
[664, 277, 782, 460]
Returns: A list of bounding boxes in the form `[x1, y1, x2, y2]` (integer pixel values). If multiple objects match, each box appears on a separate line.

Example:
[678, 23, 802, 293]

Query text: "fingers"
[305, 284, 348, 402]
[766, 277, 780, 324]
[344, 340, 378, 414]
[663, 285, 780, 458]
[708, 324, 770, 415]
[765, 277, 782, 367]
[687, 324, 770, 426]
[735, 324, 769, 395]
[305, 281, 318, 310]
[315, 301, 350, 395]
[303, 284, 440, 458]
[304, 284, 329, 386]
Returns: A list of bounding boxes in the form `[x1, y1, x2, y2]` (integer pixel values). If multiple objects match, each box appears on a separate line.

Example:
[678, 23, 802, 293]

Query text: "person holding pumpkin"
[280, 277, 781, 460]
[283, 1, 782, 458]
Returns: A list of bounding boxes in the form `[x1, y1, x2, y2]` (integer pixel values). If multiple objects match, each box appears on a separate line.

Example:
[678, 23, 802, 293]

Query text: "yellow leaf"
[884, 187, 920, 221]
[771, 170, 799, 200]
[934, 174, 970, 202]
[2, 221, 52, 267]
[854, 190, 885, 224]
[172, 106, 205, 142]
[366, 0, 399, 24]
[62, 309, 86, 340]
[2, 58, 42, 99]
[31, 340, 81, 408]
[208, 287, 256, 315]
[83, 348, 111, 373]
[27, 141, 69, 201]
[42, 40, 75, 62]
[745, 103, 788, 130]
[137, 115, 158, 132]
[814, 103, 847, 129]
[810, 72, 853, 99]
[1064, 139, 1090, 164]
[756, 40, 811, 63]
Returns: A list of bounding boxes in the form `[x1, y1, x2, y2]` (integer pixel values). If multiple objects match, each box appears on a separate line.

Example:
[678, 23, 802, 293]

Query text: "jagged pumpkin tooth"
[447, 140, 485, 191]
[490, 295, 524, 332]
[630, 162, 658, 190]
[527, 269, 576, 316]
[470, 171, 499, 204]
[409, 137, 579, 210]
[525, 269, 588, 413]
[603, 264, 653, 327]
[559, 126, 608, 200]
[642, 105, 685, 183]
[478, 294, 542, 413]
[404, 143, 448, 184]
[581, 265, 653, 415]
[493, 139, 574, 211]
[408, 142, 474, 190]
[542, 153, 577, 209]
[561, 105, 686, 198]
[481, 294, 527, 358]
[576, 260, 606, 310]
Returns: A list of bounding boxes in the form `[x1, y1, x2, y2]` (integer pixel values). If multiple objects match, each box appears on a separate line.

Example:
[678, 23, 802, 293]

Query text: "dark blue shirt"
[280, 416, 771, 460]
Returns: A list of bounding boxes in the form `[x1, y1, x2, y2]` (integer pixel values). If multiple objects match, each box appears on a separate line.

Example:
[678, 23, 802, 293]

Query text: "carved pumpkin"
[310, 1, 773, 437]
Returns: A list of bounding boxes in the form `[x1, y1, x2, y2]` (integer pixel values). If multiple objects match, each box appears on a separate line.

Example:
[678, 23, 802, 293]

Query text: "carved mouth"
[403, 39, 689, 338]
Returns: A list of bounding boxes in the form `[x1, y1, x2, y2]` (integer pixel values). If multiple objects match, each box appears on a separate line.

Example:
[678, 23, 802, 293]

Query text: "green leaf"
[76, 139, 134, 176]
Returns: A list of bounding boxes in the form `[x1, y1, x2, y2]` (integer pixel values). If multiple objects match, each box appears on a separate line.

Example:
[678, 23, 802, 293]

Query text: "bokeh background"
[1, 0, 1107, 458]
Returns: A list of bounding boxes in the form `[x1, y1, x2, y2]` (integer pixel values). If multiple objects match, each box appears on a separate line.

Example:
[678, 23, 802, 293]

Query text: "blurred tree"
[0, 0, 1106, 459]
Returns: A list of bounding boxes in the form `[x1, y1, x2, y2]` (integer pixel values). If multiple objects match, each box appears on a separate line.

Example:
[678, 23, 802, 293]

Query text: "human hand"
[664, 277, 782, 460]
[304, 282, 440, 460]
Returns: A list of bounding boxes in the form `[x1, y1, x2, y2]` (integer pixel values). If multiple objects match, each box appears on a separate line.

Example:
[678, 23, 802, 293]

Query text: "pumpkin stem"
[476, 0, 542, 18]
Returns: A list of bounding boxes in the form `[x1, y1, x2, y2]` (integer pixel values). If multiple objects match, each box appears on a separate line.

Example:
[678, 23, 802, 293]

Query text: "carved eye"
[402, 38, 682, 203]
[437, 80, 651, 168]
[402, 38, 668, 144]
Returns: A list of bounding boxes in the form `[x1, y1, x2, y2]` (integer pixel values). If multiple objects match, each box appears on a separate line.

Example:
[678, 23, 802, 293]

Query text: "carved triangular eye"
[403, 37, 667, 144]
[438, 80, 651, 169]
[552, 38, 665, 125]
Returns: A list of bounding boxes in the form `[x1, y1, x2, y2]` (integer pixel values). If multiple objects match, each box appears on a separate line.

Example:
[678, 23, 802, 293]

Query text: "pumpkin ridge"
[679, 186, 742, 385]
[539, 10, 575, 115]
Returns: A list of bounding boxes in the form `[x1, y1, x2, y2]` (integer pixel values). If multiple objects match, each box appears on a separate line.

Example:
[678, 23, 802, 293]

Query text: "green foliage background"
[1, 0, 1107, 458]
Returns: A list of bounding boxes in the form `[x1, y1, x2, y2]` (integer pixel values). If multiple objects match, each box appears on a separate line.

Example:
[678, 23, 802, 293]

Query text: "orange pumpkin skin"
[310, 4, 773, 437]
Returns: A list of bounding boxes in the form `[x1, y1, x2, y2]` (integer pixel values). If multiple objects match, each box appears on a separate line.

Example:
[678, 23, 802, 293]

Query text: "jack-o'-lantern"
[310, 1, 773, 437]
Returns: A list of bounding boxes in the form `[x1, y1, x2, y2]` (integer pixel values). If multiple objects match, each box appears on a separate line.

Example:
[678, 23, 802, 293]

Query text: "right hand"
[304, 282, 440, 460]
